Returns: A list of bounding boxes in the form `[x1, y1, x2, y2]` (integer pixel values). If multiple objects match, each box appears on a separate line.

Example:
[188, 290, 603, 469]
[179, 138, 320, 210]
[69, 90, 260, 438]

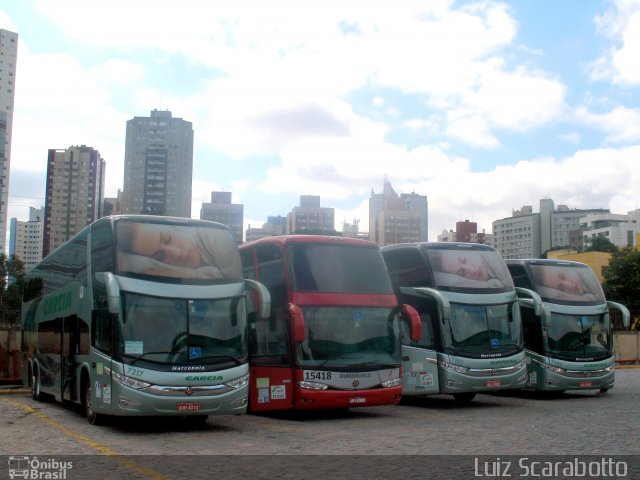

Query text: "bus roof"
[240, 235, 380, 249]
[505, 258, 592, 269]
[382, 241, 499, 253]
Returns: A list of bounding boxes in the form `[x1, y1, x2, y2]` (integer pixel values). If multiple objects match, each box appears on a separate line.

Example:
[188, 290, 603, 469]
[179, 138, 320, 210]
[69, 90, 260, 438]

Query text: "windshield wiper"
[193, 354, 245, 365]
[126, 351, 173, 365]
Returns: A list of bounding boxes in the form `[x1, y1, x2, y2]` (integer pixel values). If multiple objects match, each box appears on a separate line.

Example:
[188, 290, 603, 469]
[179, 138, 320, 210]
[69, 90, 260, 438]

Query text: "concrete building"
[9, 207, 43, 271]
[104, 190, 125, 216]
[286, 195, 335, 235]
[437, 219, 494, 246]
[245, 215, 287, 242]
[578, 210, 640, 250]
[122, 109, 193, 217]
[43, 146, 106, 257]
[369, 180, 428, 246]
[493, 198, 609, 259]
[200, 191, 244, 244]
[341, 219, 368, 240]
[0, 29, 18, 253]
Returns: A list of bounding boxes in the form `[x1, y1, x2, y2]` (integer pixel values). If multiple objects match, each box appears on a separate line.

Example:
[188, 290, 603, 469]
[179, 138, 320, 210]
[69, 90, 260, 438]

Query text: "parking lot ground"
[1, 368, 639, 479]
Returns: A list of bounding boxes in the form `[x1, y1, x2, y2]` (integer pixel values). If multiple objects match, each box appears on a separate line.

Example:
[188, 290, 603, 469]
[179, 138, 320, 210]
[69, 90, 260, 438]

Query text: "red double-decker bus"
[239, 235, 421, 412]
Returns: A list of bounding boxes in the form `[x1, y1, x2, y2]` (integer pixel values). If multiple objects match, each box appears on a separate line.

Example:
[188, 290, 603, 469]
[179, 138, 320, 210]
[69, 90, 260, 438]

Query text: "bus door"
[401, 309, 440, 395]
[60, 315, 80, 402]
[248, 307, 294, 412]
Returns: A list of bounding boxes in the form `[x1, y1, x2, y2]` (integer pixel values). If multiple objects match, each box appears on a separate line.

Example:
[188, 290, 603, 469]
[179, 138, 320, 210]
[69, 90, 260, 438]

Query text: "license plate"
[486, 380, 501, 388]
[579, 381, 593, 388]
[177, 402, 201, 412]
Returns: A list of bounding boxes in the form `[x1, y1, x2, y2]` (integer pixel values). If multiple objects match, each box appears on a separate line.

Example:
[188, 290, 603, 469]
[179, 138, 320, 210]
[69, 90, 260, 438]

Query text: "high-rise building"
[287, 195, 335, 235]
[437, 219, 494, 246]
[43, 146, 106, 256]
[9, 206, 43, 271]
[493, 198, 609, 259]
[122, 109, 193, 217]
[368, 180, 428, 246]
[0, 29, 18, 253]
[200, 191, 244, 244]
[245, 215, 287, 242]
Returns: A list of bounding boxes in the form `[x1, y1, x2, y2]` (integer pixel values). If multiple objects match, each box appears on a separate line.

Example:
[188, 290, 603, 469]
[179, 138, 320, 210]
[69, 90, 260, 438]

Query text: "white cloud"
[27, 0, 566, 156]
[592, 0, 640, 85]
[574, 106, 640, 143]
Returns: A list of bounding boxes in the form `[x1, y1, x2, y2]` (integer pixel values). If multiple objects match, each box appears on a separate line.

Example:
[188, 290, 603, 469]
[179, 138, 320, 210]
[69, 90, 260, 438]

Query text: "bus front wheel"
[453, 392, 476, 403]
[83, 376, 106, 426]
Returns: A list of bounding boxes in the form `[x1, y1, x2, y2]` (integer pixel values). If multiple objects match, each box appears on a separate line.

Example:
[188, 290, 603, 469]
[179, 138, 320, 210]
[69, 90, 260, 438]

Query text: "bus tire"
[32, 367, 46, 402]
[598, 388, 609, 394]
[83, 375, 106, 426]
[453, 392, 476, 403]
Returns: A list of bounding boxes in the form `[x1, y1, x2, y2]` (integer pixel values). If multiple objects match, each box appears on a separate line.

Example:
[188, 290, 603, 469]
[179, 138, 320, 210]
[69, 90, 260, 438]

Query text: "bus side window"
[256, 245, 287, 308]
[92, 310, 112, 354]
[240, 249, 256, 280]
[521, 307, 544, 354]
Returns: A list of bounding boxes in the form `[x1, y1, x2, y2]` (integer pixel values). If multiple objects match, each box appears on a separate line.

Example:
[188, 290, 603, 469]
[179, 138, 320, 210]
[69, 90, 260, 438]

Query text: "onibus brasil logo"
[8, 456, 73, 479]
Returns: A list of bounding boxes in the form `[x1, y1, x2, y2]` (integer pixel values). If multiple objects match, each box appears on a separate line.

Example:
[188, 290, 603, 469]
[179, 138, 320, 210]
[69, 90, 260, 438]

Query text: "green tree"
[0, 254, 28, 325]
[586, 236, 618, 253]
[602, 247, 640, 329]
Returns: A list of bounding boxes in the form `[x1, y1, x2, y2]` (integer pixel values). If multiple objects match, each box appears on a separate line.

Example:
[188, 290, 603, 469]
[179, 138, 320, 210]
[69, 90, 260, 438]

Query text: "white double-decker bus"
[382, 242, 527, 402]
[21, 215, 269, 425]
[506, 259, 629, 394]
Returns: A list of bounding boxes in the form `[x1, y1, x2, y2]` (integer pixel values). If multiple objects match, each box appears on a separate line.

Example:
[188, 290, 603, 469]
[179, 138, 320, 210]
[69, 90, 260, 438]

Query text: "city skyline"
[2, 1, 640, 244]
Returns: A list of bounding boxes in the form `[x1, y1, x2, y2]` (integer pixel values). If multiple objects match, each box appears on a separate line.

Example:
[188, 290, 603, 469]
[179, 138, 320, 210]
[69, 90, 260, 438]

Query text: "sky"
[1, 0, 640, 242]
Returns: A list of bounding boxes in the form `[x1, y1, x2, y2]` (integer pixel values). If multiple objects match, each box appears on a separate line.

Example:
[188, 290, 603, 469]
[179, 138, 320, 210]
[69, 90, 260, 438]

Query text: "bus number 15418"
[304, 371, 332, 381]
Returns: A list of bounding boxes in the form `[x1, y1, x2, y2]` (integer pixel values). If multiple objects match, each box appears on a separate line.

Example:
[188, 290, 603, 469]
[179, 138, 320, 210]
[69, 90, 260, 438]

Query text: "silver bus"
[21, 215, 269, 425]
[382, 242, 527, 403]
[506, 259, 629, 394]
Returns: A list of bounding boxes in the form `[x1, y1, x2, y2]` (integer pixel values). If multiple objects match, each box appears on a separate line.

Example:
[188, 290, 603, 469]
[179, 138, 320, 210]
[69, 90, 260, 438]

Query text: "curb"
[0, 387, 30, 395]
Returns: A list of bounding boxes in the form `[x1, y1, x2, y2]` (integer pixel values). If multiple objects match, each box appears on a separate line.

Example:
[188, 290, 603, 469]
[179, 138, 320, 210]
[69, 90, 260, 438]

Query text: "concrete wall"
[614, 331, 640, 364]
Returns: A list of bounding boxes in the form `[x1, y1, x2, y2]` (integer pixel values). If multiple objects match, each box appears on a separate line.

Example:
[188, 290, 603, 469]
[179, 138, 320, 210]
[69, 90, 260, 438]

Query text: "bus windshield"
[119, 293, 247, 365]
[296, 306, 401, 368]
[546, 313, 610, 360]
[287, 243, 393, 294]
[115, 219, 242, 284]
[442, 303, 521, 355]
[424, 246, 514, 292]
[529, 264, 605, 304]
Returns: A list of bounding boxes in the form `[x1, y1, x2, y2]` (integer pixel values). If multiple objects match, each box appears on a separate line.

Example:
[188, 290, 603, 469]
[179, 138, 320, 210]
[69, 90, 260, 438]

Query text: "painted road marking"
[3, 397, 170, 480]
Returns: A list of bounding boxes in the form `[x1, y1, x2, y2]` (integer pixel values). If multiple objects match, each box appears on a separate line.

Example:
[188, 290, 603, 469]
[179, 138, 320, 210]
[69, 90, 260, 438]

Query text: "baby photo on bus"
[115, 220, 242, 281]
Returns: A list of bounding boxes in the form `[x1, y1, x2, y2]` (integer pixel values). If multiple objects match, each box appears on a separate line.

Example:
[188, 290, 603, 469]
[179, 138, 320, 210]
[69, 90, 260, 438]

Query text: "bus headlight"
[299, 381, 328, 390]
[225, 373, 249, 389]
[534, 359, 566, 374]
[440, 361, 469, 374]
[112, 372, 152, 390]
[381, 377, 402, 388]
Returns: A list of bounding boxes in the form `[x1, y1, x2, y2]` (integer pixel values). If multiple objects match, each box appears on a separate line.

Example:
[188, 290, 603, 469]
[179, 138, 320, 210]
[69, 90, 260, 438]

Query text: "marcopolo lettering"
[43, 292, 72, 316]
[339, 373, 372, 379]
[185, 375, 224, 381]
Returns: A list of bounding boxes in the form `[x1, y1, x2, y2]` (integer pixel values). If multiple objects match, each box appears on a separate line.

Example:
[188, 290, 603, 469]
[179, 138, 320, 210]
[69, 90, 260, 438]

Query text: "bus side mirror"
[245, 279, 271, 320]
[401, 304, 422, 341]
[289, 303, 306, 344]
[95, 272, 120, 315]
[607, 301, 630, 329]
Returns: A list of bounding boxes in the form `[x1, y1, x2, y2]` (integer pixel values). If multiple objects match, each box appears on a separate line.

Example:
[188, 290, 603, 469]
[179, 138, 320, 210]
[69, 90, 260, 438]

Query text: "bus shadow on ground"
[398, 394, 504, 410]
[486, 388, 607, 400]
[248, 407, 394, 423]
[62, 402, 231, 433]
